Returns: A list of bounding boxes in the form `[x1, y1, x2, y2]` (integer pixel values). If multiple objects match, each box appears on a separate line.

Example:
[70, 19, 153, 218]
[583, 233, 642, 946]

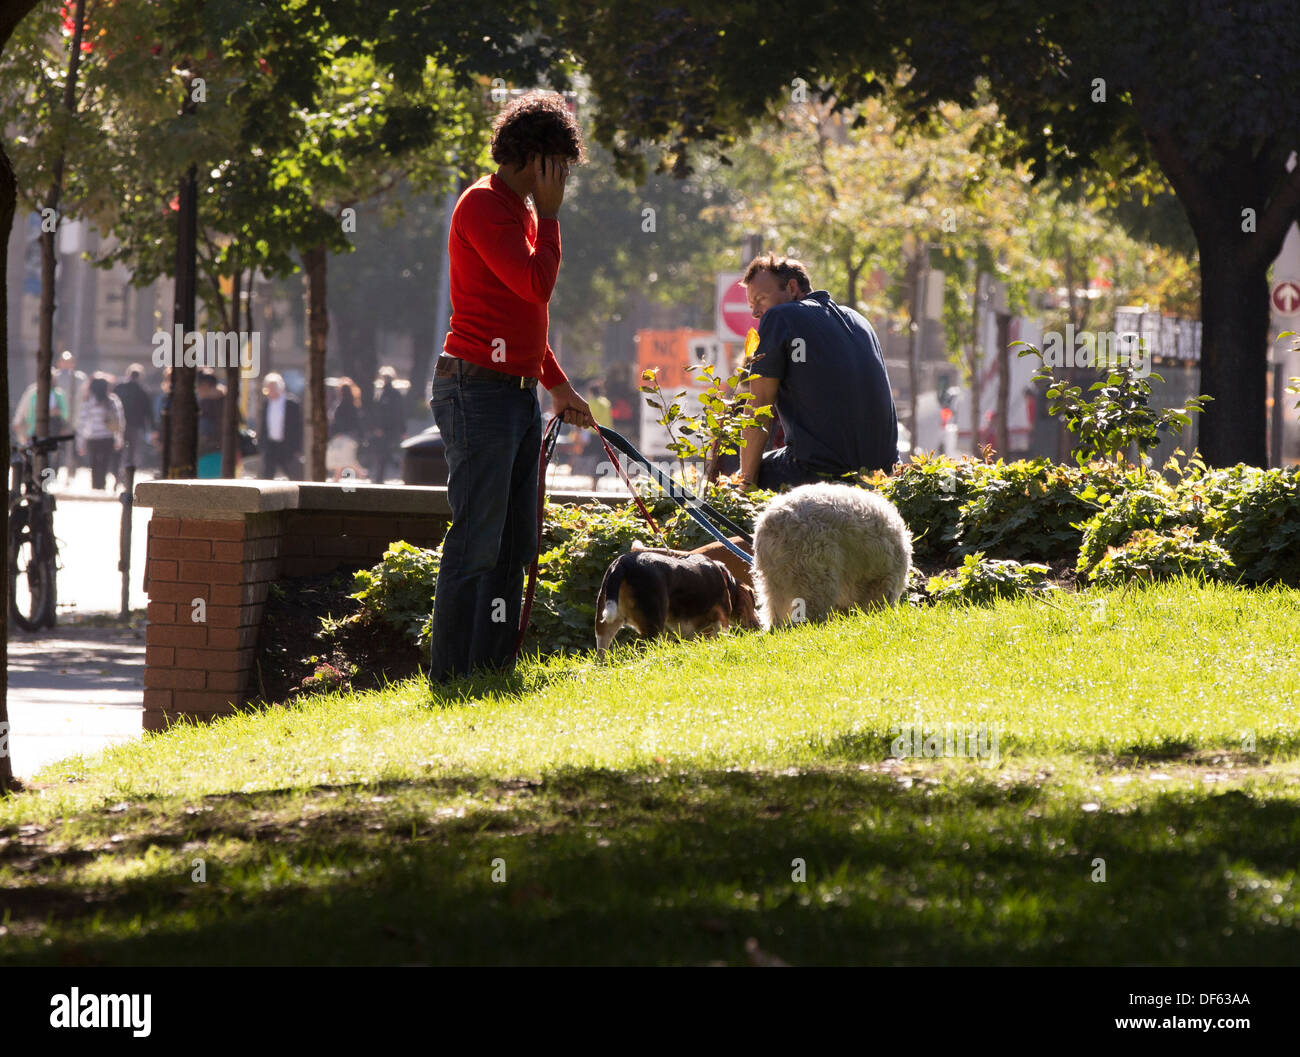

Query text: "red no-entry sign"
[716, 273, 753, 342]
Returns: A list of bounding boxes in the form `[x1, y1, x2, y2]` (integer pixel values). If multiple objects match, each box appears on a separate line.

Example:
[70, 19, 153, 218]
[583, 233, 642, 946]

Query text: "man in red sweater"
[429, 92, 594, 683]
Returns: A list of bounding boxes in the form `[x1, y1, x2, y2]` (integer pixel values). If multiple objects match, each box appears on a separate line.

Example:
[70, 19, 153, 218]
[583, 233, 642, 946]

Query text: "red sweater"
[442, 172, 569, 391]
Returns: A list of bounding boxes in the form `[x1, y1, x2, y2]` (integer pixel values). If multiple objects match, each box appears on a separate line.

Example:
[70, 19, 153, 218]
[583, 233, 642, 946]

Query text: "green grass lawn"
[2, 579, 1299, 965]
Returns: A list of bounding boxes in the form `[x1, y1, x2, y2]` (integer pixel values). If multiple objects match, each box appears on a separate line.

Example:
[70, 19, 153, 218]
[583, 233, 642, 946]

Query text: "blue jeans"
[757, 446, 834, 490]
[427, 373, 542, 683]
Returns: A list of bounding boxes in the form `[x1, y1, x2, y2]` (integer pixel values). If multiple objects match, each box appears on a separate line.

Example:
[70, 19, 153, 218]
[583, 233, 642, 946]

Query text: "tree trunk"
[303, 243, 329, 481]
[33, 0, 85, 464]
[1139, 128, 1300, 469]
[995, 311, 1011, 457]
[969, 269, 982, 458]
[1, 142, 16, 793]
[1197, 248, 1271, 467]
[36, 215, 55, 446]
[167, 164, 199, 478]
[3, 0, 48, 795]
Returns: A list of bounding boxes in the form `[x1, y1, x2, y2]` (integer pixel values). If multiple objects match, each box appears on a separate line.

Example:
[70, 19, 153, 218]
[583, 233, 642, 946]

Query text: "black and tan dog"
[595, 542, 760, 653]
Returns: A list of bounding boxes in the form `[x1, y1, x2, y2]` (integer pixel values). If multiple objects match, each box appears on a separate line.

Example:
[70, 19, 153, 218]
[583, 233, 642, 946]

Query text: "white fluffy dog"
[752, 483, 912, 629]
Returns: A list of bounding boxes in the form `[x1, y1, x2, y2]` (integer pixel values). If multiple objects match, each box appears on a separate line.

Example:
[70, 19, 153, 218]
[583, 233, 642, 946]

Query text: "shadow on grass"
[2, 765, 1298, 966]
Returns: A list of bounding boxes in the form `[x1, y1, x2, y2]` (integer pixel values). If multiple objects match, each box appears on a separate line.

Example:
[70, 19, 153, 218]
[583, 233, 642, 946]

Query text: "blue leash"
[594, 425, 754, 565]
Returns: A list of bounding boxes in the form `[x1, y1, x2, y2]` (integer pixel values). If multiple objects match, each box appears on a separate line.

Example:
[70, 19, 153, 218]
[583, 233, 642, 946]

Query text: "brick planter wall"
[134, 480, 625, 732]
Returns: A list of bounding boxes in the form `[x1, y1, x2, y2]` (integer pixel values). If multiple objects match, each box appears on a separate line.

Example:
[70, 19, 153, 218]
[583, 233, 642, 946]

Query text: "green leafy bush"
[1088, 526, 1234, 588]
[350, 541, 440, 647]
[954, 459, 1133, 563]
[1016, 349, 1211, 466]
[926, 552, 1056, 606]
[871, 452, 983, 564]
[1076, 475, 1205, 579]
[1189, 465, 1300, 586]
[878, 454, 1133, 566]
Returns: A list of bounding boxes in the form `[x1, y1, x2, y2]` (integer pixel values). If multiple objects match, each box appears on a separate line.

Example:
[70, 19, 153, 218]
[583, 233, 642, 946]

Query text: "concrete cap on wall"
[134, 480, 627, 519]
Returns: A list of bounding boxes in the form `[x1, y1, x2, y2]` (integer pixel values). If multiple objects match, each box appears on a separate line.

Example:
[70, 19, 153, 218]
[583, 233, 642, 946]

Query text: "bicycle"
[8, 433, 74, 631]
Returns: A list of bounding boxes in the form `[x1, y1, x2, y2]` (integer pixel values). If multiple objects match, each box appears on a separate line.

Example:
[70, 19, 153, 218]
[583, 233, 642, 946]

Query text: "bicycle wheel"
[8, 501, 51, 632]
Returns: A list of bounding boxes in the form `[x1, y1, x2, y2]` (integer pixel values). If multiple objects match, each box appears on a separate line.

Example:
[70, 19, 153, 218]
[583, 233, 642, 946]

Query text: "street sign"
[1271, 279, 1300, 316]
[687, 337, 726, 378]
[635, 328, 717, 458]
[716, 272, 751, 342]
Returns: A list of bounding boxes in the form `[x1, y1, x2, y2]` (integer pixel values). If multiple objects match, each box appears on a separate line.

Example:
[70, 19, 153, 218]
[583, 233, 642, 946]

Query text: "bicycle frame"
[8, 433, 73, 630]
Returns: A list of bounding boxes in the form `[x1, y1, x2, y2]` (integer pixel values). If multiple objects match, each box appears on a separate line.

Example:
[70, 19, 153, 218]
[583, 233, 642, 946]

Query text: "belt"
[436, 354, 537, 389]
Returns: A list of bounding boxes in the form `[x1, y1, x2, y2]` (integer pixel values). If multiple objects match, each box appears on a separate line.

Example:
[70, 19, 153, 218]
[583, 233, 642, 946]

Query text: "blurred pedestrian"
[587, 380, 613, 428]
[195, 370, 225, 478]
[113, 363, 153, 471]
[54, 350, 88, 483]
[368, 365, 406, 483]
[76, 374, 124, 491]
[258, 372, 303, 479]
[327, 376, 366, 481]
[11, 372, 70, 445]
[151, 367, 171, 450]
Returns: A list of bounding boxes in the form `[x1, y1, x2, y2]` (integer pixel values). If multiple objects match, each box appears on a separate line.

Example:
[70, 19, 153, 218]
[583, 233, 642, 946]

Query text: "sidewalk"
[6, 624, 145, 780]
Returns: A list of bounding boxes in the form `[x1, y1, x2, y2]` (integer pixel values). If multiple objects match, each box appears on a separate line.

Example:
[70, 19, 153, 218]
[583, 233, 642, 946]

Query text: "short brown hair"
[743, 253, 812, 295]
[491, 91, 586, 170]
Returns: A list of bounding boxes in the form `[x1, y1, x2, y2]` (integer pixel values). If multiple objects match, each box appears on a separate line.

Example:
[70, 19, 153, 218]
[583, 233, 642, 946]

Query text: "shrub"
[350, 541, 440, 647]
[1189, 465, 1300, 586]
[872, 452, 983, 565]
[1076, 475, 1205, 580]
[879, 455, 1136, 566]
[1016, 349, 1211, 467]
[955, 458, 1130, 564]
[926, 552, 1056, 606]
[1088, 526, 1235, 588]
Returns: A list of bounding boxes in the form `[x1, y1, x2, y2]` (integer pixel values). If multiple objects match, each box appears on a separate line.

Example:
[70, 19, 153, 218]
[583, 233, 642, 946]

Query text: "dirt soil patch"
[254, 568, 425, 705]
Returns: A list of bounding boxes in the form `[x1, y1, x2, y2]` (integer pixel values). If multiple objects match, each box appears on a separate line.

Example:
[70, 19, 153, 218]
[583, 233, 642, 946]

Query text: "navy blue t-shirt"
[747, 290, 898, 475]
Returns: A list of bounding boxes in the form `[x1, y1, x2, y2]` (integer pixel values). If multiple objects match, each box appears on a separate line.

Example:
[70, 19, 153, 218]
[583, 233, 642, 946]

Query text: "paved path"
[6, 625, 145, 780]
[7, 477, 149, 779]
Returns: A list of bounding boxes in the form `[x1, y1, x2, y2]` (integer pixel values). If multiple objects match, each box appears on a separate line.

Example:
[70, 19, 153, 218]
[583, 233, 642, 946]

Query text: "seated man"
[737, 254, 898, 490]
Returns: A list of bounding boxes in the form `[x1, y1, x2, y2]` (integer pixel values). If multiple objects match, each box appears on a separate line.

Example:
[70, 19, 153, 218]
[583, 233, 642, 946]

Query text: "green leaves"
[927, 552, 1055, 606]
[1019, 346, 1211, 468]
[640, 362, 773, 481]
[1089, 527, 1235, 589]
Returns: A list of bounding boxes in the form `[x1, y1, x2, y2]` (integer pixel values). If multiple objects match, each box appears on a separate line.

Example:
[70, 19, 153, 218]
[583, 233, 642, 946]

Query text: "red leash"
[513, 417, 662, 660]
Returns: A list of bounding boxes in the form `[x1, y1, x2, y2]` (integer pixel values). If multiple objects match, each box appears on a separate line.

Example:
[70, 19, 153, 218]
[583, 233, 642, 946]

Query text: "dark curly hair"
[743, 253, 813, 295]
[491, 91, 587, 170]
